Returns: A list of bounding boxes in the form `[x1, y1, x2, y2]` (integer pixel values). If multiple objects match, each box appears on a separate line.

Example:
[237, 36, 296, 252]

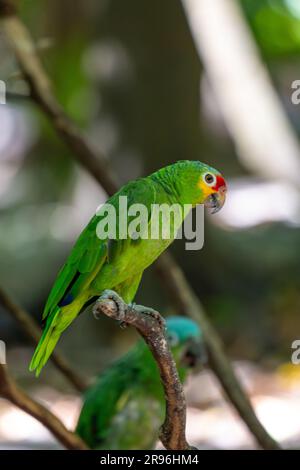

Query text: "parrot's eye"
[167, 332, 179, 347]
[203, 173, 216, 186]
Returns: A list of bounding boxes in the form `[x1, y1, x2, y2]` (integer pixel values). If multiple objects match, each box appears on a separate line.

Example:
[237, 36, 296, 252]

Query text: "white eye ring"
[203, 172, 216, 187]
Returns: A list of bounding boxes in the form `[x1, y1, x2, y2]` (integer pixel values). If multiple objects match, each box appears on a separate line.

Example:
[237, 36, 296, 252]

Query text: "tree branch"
[0, 286, 90, 393]
[0, 0, 281, 450]
[0, 364, 88, 449]
[93, 289, 193, 451]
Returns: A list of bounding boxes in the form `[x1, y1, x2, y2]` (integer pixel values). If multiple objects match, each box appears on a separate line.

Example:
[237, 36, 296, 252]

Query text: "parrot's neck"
[151, 162, 202, 207]
[151, 170, 182, 204]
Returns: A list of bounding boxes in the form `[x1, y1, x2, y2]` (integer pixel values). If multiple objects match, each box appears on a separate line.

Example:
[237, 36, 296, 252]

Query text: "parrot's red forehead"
[213, 175, 226, 191]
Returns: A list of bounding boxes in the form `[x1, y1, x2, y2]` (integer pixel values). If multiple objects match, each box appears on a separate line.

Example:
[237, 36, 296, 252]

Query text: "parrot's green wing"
[76, 348, 142, 448]
[42, 215, 107, 320]
[105, 177, 158, 263]
[97, 394, 161, 450]
[76, 344, 164, 450]
[31, 177, 158, 375]
[43, 177, 156, 320]
[30, 214, 109, 376]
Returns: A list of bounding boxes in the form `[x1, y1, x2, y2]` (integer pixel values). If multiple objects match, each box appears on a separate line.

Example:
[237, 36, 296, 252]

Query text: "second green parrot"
[76, 316, 206, 450]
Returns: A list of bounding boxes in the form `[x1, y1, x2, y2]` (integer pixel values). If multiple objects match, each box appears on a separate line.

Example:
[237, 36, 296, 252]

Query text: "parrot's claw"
[93, 290, 126, 321]
[94, 291, 165, 331]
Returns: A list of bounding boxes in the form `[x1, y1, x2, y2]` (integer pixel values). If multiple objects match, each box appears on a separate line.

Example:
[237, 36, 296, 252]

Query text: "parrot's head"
[197, 164, 227, 214]
[166, 316, 207, 376]
[169, 160, 227, 213]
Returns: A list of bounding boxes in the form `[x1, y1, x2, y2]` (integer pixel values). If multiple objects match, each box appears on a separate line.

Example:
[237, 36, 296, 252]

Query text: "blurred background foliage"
[1, 0, 300, 390]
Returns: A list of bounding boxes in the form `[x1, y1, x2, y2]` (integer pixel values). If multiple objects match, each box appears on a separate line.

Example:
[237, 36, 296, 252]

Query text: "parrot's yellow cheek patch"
[197, 179, 216, 201]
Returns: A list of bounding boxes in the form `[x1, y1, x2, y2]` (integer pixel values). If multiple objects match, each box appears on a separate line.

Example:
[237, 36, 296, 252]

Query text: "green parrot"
[30, 160, 226, 375]
[76, 316, 206, 450]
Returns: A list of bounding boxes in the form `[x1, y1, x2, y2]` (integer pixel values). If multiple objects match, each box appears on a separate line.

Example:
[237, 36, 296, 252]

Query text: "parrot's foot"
[132, 305, 166, 330]
[121, 301, 137, 328]
[93, 290, 165, 332]
[93, 290, 126, 321]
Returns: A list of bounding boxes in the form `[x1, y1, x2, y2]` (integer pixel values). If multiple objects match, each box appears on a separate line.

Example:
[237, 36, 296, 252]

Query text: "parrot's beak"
[181, 339, 207, 369]
[204, 185, 227, 214]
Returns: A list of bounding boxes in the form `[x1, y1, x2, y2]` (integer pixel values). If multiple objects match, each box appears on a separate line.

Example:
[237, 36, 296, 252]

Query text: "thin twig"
[0, 0, 281, 450]
[0, 364, 88, 449]
[93, 289, 193, 450]
[0, 287, 89, 393]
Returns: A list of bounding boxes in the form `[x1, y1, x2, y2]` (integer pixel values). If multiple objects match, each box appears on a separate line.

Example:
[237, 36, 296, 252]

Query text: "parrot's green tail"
[29, 308, 62, 376]
[30, 291, 91, 376]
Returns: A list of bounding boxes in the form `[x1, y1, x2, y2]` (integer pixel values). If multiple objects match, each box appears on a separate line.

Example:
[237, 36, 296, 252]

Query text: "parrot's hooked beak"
[204, 185, 227, 214]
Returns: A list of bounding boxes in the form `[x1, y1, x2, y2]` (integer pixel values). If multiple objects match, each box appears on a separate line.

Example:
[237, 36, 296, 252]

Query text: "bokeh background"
[1, 0, 300, 449]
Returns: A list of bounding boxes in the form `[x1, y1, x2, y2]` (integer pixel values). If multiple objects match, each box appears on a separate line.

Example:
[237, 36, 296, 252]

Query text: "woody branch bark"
[0, 364, 88, 449]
